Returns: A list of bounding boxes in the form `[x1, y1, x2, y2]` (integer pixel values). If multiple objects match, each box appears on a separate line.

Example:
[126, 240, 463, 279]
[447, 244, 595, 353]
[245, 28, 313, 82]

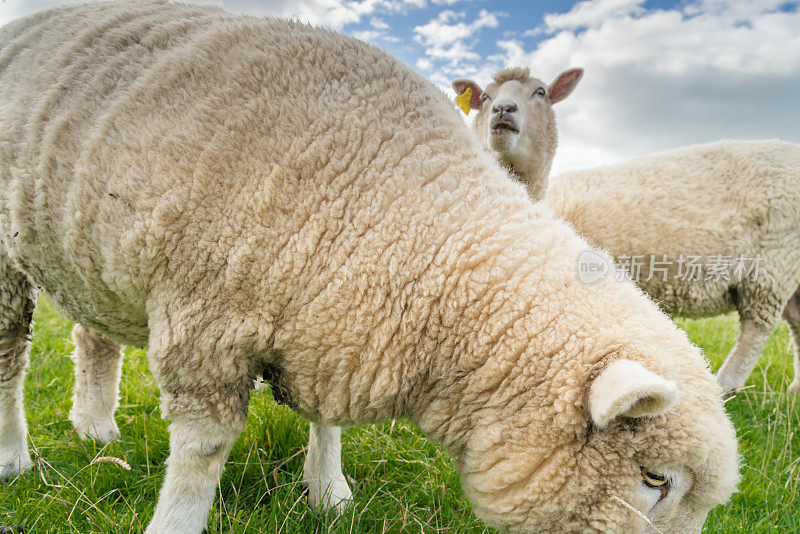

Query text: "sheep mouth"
[490, 121, 519, 135]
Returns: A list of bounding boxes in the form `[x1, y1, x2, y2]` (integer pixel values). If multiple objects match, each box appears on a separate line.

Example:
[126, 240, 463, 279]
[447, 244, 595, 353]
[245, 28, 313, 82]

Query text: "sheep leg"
[0, 253, 36, 481]
[303, 423, 352, 513]
[782, 288, 800, 394]
[716, 318, 776, 394]
[145, 418, 240, 534]
[69, 324, 123, 442]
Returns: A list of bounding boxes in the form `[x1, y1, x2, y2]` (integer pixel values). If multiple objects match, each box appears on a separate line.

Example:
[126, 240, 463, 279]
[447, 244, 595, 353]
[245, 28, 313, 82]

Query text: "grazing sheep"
[454, 69, 800, 395]
[547, 140, 800, 394]
[452, 66, 583, 201]
[0, 3, 738, 533]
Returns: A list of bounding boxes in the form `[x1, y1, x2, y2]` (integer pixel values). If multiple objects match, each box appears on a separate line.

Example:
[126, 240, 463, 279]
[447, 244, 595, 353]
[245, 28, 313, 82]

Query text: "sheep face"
[453, 68, 582, 198]
[455, 359, 738, 533]
[474, 74, 551, 159]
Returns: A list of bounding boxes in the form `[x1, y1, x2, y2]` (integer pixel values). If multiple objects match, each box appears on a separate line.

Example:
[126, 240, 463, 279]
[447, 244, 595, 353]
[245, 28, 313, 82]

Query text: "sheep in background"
[453, 67, 583, 201]
[455, 65, 800, 395]
[2, 3, 738, 533]
[547, 140, 800, 395]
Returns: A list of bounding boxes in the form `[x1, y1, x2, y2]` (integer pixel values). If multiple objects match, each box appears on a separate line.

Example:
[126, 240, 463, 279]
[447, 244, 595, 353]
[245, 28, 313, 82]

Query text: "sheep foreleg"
[304, 422, 353, 513]
[145, 419, 239, 534]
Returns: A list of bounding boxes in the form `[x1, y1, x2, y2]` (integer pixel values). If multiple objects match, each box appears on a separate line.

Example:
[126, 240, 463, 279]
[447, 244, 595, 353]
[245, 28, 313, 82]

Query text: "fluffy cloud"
[543, 0, 645, 30]
[370, 16, 389, 29]
[417, 57, 434, 70]
[351, 29, 383, 41]
[431, 0, 481, 4]
[413, 9, 502, 67]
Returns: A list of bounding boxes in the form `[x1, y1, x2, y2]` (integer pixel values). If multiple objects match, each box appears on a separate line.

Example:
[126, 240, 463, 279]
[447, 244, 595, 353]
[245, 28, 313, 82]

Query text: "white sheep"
[547, 140, 800, 394]
[1, 3, 738, 533]
[456, 68, 800, 395]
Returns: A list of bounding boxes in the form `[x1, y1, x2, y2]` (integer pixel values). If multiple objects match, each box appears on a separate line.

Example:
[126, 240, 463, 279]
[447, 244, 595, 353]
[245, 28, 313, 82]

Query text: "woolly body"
[1, 3, 737, 532]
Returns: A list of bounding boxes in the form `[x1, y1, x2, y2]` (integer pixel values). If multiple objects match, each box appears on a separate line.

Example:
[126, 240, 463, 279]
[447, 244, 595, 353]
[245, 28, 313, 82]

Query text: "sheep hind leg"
[716, 317, 778, 395]
[781, 288, 800, 395]
[69, 324, 123, 442]
[0, 253, 36, 481]
[304, 423, 353, 513]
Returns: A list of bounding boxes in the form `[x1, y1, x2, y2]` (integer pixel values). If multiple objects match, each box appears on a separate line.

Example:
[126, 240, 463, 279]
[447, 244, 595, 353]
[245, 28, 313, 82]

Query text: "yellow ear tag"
[456, 87, 472, 115]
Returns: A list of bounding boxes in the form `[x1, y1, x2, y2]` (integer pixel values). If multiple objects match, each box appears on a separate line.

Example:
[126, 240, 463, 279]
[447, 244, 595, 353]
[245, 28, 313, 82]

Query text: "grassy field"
[1, 297, 798, 533]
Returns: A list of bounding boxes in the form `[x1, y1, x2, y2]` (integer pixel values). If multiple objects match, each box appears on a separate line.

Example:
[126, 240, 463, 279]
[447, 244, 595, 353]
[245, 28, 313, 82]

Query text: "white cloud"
[414, 9, 502, 66]
[370, 16, 389, 29]
[522, 27, 543, 38]
[417, 57, 434, 70]
[351, 29, 383, 41]
[543, 0, 645, 31]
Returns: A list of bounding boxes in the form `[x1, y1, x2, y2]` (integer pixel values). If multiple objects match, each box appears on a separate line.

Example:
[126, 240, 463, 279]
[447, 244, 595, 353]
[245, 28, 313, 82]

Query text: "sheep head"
[451, 353, 738, 533]
[452, 67, 582, 200]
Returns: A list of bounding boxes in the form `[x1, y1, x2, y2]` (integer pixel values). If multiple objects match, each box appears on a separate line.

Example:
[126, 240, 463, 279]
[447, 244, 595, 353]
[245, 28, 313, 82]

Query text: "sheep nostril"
[493, 103, 516, 118]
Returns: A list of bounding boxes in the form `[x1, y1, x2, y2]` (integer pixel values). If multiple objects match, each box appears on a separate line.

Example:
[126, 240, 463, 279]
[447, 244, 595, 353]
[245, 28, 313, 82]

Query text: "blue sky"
[341, 0, 579, 70]
[2, 0, 800, 173]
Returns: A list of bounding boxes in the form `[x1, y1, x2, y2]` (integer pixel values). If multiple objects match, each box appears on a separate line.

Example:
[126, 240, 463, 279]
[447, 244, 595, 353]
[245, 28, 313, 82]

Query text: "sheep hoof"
[0, 448, 33, 482]
[71, 414, 120, 443]
[715, 369, 745, 396]
[306, 475, 353, 514]
[788, 380, 800, 396]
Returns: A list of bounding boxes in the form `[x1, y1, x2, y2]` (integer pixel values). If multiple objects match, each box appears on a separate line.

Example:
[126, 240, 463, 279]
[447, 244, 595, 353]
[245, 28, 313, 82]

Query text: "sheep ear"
[549, 68, 583, 104]
[588, 359, 679, 428]
[452, 79, 484, 109]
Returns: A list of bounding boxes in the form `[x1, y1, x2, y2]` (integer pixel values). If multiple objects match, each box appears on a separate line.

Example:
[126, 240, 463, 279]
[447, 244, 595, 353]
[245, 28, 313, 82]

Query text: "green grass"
[676, 316, 800, 533]
[1, 298, 798, 533]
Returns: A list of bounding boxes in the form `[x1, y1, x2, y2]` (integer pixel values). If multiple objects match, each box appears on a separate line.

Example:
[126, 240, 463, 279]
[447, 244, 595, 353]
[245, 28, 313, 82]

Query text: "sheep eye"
[641, 467, 669, 488]
[532, 87, 546, 98]
[481, 93, 491, 103]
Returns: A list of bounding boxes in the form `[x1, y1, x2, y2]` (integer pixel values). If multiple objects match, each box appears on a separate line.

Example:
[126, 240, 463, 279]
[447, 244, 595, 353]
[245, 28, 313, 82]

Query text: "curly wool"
[0, 2, 737, 532]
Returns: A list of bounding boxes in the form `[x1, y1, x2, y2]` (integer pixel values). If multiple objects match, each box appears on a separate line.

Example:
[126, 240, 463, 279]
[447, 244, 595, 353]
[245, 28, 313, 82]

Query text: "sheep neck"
[499, 151, 552, 203]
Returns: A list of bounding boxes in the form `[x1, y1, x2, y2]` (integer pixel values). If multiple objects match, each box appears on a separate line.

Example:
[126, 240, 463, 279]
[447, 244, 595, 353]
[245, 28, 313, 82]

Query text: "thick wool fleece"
[547, 140, 800, 391]
[0, 2, 737, 532]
